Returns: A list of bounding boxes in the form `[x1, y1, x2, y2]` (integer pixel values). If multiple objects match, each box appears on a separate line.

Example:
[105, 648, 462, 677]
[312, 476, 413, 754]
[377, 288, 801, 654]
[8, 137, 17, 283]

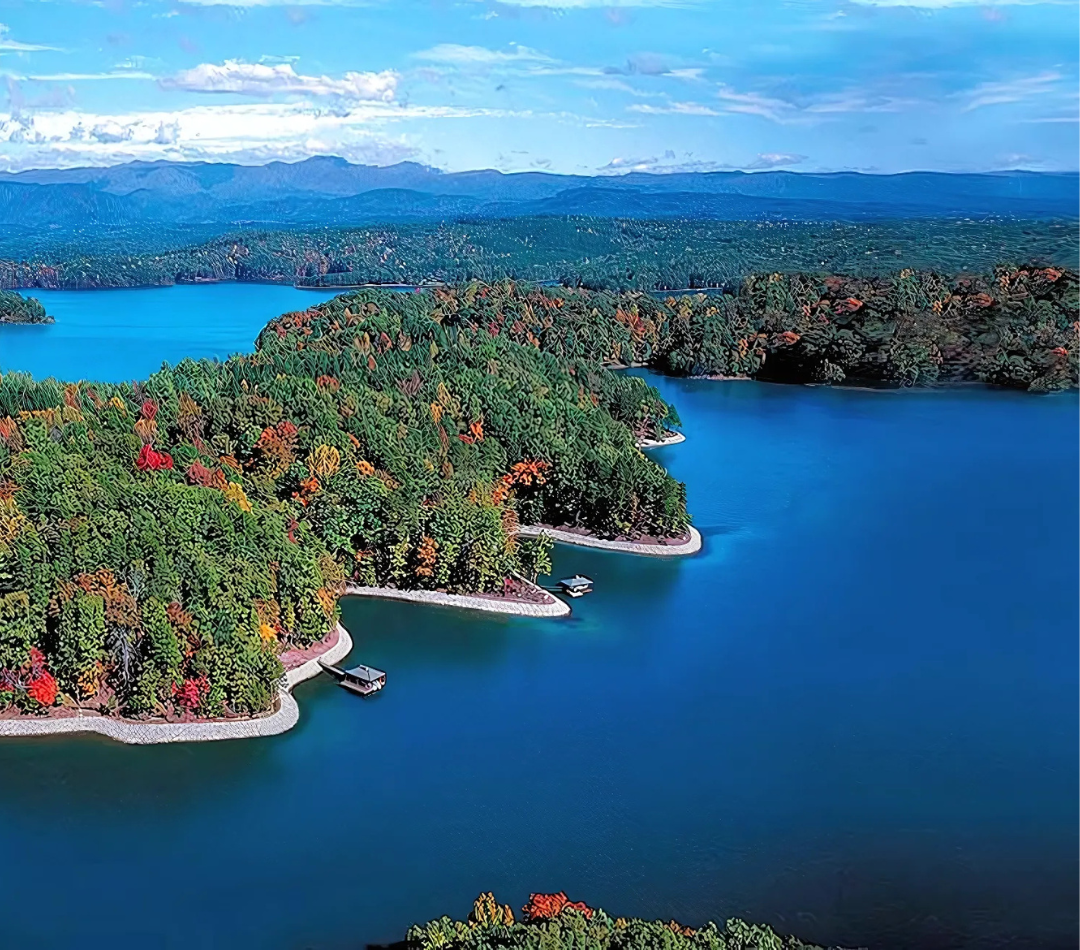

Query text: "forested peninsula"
[0, 283, 687, 722]
[0, 267, 1074, 726]
[0, 290, 52, 325]
[404, 892, 844, 950]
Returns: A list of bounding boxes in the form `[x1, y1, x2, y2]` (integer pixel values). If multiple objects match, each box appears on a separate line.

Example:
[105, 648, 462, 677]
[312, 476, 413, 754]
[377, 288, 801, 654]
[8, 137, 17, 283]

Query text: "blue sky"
[0, 0, 1076, 174]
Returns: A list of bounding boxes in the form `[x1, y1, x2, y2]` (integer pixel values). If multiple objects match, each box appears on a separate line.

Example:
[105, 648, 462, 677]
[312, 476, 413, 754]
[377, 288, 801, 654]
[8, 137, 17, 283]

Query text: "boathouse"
[320, 659, 387, 696]
[558, 575, 593, 598]
[343, 665, 386, 695]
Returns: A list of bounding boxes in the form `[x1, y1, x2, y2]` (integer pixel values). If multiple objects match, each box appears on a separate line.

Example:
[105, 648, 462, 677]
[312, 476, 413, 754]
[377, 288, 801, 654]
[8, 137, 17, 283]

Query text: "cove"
[0, 287, 1076, 950]
[0, 283, 335, 383]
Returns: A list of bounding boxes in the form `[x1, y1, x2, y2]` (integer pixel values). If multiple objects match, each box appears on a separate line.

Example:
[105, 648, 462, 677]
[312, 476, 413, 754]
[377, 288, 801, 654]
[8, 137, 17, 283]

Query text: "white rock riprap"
[344, 581, 569, 618]
[517, 524, 702, 557]
[285, 623, 354, 688]
[638, 431, 686, 450]
[0, 624, 354, 745]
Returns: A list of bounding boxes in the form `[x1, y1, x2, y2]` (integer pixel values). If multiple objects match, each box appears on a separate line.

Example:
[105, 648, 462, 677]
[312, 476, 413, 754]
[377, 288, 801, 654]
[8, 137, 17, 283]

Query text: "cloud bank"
[161, 61, 399, 102]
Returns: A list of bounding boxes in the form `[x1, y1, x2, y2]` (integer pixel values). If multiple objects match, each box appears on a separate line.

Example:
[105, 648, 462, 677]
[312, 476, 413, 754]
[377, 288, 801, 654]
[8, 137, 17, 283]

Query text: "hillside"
[0, 158, 1075, 227]
[1, 218, 1076, 293]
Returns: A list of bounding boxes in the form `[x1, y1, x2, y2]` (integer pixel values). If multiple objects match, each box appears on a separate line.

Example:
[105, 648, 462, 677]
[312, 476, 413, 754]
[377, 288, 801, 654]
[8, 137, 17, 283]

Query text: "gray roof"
[346, 665, 386, 682]
[559, 575, 593, 586]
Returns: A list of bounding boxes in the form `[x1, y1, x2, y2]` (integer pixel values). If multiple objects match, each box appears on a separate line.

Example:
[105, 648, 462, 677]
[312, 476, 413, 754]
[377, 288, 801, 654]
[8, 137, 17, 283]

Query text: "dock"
[319, 660, 386, 697]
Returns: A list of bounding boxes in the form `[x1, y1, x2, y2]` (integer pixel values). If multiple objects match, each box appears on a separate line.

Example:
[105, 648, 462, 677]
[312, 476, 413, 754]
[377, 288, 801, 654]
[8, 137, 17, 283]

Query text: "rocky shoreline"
[0, 624, 354, 745]
[344, 578, 570, 617]
[517, 524, 702, 557]
[0, 510, 700, 744]
[638, 430, 686, 449]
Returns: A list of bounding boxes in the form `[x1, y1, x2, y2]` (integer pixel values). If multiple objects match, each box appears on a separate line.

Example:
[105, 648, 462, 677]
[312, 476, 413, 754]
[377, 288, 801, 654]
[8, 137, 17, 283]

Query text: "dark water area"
[0, 288, 1076, 950]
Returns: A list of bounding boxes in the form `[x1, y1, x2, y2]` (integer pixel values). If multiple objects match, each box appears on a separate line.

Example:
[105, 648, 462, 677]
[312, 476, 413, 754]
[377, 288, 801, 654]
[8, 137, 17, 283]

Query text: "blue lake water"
[0, 287, 1077, 950]
[0, 284, 335, 382]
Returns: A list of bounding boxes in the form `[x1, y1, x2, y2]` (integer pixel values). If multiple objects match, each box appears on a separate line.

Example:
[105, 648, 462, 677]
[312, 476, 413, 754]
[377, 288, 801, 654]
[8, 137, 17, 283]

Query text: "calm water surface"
[0, 288, 1076, 950]
[0, 284, 335, 382]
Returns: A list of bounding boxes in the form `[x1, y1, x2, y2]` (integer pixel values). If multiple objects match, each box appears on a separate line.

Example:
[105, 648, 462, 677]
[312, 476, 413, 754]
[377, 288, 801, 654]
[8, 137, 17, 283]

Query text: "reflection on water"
[0, 294, 1076, 950]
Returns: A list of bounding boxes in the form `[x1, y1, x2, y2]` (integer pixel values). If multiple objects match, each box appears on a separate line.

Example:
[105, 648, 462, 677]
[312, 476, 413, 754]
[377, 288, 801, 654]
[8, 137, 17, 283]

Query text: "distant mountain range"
[0, 156, 1075, 228]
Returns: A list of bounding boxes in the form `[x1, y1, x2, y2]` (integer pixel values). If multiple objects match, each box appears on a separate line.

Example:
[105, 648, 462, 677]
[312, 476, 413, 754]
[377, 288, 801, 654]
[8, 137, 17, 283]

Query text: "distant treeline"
[300, 271, 1075, 392]
[0, 217, 1076, 292]
[405, 892, 842, 950]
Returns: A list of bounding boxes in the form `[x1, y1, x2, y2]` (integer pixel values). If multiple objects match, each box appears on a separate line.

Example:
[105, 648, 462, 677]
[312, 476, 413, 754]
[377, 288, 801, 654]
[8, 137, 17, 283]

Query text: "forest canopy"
[0, 283, 687, 722]
[0, 262, 1073, 724]
[0, 217, 1076, 293]
[277, 269, 1075, 392]
[0, 290, 52, 325]
[405, 892, 839, 950]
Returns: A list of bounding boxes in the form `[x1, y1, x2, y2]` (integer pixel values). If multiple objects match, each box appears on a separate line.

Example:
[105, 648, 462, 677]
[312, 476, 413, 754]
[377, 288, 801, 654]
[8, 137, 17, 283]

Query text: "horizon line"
[1, 155, 1078, 179]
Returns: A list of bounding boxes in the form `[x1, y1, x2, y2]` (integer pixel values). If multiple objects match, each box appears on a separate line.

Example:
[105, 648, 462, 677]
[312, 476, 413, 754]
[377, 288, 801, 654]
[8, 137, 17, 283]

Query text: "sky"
[0, 0, 1077, 175]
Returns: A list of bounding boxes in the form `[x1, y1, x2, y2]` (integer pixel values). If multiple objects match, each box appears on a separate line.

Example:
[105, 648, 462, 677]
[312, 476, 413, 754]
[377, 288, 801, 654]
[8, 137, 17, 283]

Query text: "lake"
[0, 284, 336, 382]
[0, 286, 1076, 950]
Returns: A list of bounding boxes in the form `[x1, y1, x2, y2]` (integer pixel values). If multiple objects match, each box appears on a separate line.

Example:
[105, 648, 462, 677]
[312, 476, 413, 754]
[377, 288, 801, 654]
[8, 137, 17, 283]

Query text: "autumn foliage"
[135, 444, 173, 472]
[0, 646, 59, 709]
[521, 893, 593, 921]
[405, 892, 822, 950]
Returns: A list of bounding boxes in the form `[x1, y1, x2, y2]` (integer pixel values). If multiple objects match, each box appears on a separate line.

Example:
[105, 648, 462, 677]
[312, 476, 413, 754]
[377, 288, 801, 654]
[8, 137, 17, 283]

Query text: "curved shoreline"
[638, 431, 686, 449]
[517, 524, 702, 557]
[0, 624, 354, 745]
[344, 579, 570, 618]
[0, 517, 696, 743]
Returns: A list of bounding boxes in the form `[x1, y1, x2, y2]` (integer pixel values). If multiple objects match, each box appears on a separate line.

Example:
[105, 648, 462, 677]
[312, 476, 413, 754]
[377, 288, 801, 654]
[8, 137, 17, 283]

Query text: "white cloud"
[1021, 115, 1080, 123]
[0, 101, 624, 170]
[746, 152, 806, 169]
[628, 100, 722, 116]
[575, 77, 667, 98]
[0, 103, 416, 169]
[959, 71, 1064, 111]
[714, 85, 798, 122]
[804, 91, 920, 114]
[624, 82, 927, 124]
[14, 71, 156, 82]
[668, 68, 706, 82]
[186, 0, 689, 4]
[0, 24, 62, 53]
[597, 150, 806, 173]
[478, 0, 690, 6]
[851, 0, 1071, 5]
[413, 44, 553, 66]
[178, 0, 373, 6]
[161, 61, 398, 102]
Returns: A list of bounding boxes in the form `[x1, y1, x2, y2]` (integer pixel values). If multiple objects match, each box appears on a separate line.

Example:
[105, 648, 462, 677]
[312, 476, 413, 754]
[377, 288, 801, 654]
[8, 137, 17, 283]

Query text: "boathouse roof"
[347, 665, 385, 682]
[559, 575, 593, 587]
